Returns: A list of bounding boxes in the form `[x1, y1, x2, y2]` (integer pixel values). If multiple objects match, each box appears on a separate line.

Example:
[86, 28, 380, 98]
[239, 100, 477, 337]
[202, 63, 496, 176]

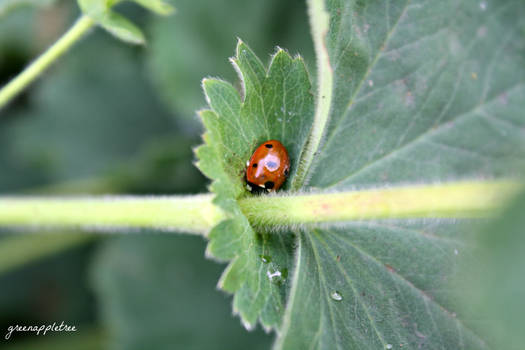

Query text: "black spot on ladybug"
[265, 144, 273, 148]
[264, 181, 275, 189]
[284, 169, 289, 176]
[252, 163, 257, 168]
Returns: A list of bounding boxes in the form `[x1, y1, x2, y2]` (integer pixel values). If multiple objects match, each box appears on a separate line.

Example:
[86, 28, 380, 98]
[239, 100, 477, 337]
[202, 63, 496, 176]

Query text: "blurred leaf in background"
[146, 0, 314, 121]
[92, 235, 272, 350]
[458, 188, 525, 350]
[0, 4, 106, 348]
[0, 30, 180, 190]
[0, 241, 98, 343]
[0, 0, 56, 18]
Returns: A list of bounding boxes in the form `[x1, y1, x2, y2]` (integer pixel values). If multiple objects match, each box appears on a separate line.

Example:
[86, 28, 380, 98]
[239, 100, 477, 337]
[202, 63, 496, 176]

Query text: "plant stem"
[0, 15, 95, 111]
[0, 181, 521, 233]
[291, 0, 332, 190]
[240, 181, 523, 228]
[0, 195, 224, 236]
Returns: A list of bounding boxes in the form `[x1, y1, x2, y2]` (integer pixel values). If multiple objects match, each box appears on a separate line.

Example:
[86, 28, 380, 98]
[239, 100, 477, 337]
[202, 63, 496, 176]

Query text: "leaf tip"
[239, 317, 256, 332]
[201, 78, 215, 106]
[235, 37, 245, 51]
[196, 108, 213, 121]
[201, 77, 211, 86]
[201, 77, 228, 92]
[99, 12, 147, 45]
[270, 46, 293, 65]
[234, 39, 257, 62]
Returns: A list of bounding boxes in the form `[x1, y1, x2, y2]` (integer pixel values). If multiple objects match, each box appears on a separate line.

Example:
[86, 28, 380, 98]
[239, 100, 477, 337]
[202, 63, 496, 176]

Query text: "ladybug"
[245, 140, 290, 193]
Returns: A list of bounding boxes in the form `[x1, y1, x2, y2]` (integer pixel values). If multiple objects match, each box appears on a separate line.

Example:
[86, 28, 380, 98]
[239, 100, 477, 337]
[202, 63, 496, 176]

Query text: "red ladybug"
[245, 140, 290, 193]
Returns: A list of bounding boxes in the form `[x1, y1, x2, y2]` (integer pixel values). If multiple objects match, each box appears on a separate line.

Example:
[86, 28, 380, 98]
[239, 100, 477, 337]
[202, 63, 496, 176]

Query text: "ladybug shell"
[246, 140, 290, 192]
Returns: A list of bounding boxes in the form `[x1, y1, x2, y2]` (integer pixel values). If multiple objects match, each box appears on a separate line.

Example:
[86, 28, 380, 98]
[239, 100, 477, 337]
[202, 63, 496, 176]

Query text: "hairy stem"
[240, 181, 523, 228]
[0, 181, 521, 233]
[0, 195, 224, 236]
[291, 0, 333, 190]
[0, 15, 95, 111]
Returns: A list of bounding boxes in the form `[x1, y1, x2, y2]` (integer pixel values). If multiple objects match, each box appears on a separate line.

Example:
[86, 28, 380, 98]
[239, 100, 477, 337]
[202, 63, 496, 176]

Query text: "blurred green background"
[0, 0, 313, 348]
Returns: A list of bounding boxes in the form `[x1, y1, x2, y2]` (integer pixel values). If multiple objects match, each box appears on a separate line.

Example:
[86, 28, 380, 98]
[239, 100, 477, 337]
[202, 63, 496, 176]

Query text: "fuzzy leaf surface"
[276, 0, 525, 349]
[197, 40, 314, 330]
[198, 0, 525, 348]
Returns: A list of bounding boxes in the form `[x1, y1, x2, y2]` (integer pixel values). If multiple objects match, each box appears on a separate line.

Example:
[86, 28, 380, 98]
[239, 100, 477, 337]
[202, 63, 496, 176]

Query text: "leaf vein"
[323, 82, 525, 188]
[329, 229, 489, 349]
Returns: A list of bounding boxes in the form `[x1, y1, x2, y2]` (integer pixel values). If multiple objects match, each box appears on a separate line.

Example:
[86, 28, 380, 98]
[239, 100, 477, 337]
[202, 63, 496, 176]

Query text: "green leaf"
[77, 0, 175, 45]
[458, 188, 525, 349]
[197, 40, 314, 329]
[78, 0, 145, 44]
[198, 0, 525, 348]
[276, 0, 525, 348]
[97, 11, 145, 45]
